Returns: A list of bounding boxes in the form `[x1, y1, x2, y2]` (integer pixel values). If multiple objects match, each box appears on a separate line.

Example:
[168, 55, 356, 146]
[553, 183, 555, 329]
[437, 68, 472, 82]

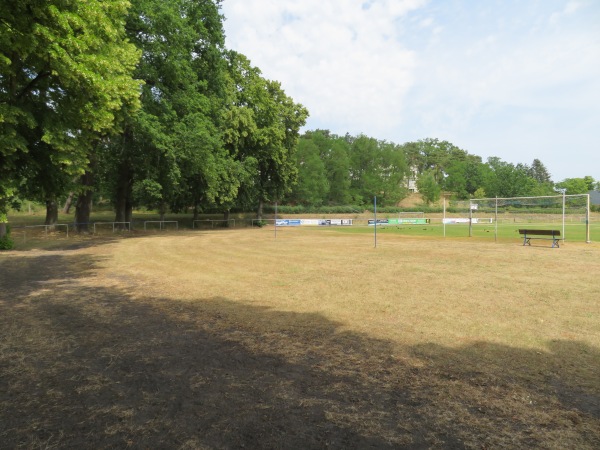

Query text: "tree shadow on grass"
[7, 225, 209, 252]
[0, 252, 105, 297]
[1, 252, 598, 449]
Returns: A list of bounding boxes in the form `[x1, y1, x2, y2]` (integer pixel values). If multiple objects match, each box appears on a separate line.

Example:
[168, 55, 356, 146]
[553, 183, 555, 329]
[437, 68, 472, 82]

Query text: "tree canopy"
[1, 0, 142, 236]
[222, 51, 308, 216]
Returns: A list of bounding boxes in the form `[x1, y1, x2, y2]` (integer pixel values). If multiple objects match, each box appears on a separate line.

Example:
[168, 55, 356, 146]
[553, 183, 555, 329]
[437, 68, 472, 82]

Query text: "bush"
[0, 225, 14, 250]
[264, 204, 449, 215]
[266, 205, 306, 214]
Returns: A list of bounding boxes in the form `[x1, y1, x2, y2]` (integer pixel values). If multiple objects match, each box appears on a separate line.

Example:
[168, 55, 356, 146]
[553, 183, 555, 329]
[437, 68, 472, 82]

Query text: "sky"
[220, 0, 600, 182]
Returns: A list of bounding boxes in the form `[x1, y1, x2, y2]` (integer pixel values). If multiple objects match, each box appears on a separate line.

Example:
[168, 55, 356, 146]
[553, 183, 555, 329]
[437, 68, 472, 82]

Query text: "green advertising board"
[388, 218, 430, 225]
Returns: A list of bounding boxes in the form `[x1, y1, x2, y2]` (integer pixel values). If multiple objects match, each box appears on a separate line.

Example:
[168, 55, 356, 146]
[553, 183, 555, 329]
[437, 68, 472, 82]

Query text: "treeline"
[1, 0, 307, 246]
[286, 131, 598, 208]
[1, 1, 597, 250]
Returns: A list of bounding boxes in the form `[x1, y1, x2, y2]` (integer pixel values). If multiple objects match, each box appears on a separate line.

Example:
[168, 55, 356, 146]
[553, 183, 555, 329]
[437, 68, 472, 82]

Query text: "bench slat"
[518, 229, 560, 236]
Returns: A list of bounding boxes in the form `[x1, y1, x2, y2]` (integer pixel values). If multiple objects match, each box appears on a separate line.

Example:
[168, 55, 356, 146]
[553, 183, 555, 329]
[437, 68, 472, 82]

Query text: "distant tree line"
[287, 131, 598, 208]
[1, 1, 597, 249]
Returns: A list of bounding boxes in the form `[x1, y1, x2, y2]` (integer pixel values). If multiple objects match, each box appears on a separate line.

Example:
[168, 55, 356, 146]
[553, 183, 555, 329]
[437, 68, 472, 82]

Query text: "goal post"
[398, 211, 425, 218]
[447, 194, 591, 243]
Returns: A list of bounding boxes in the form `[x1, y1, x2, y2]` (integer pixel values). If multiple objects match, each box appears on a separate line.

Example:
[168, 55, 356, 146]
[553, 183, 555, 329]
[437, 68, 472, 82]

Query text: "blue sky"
[221, 0, 600, 182]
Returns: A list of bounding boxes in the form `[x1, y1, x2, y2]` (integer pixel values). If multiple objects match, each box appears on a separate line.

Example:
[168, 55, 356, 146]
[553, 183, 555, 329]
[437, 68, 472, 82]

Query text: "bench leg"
[552, 239, 559, 248]
[523, 237, 531, 246]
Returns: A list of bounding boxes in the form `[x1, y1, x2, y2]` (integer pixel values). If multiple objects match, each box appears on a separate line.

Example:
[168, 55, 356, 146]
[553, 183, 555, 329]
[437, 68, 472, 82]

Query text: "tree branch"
[16, 69, 51, 100]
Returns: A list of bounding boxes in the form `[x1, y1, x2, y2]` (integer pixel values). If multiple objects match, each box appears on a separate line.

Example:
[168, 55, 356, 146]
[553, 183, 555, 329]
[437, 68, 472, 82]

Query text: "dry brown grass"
[1, 228, 599, 448]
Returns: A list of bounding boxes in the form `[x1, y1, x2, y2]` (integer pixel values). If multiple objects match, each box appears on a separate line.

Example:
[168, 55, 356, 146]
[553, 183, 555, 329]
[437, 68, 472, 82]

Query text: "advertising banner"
[275, 219, 301, 226]
[368, 219, 389, 226]
[388, 218, 430, 225]
[318, 219, 353, 226]
[276, 219, 353, 226]
[442, 218, 470, 224]
[442, 218, 490, 224]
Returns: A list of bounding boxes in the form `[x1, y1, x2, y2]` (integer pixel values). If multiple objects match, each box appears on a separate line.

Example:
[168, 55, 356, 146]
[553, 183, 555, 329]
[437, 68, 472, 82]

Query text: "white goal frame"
[467, 194, 591, 243]
[398, 211, 425, 218]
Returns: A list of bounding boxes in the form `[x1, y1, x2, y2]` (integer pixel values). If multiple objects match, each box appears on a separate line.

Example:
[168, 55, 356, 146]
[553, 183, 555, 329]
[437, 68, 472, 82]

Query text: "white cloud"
[222, 0, 600, 180]
[222, 0, 422, 136]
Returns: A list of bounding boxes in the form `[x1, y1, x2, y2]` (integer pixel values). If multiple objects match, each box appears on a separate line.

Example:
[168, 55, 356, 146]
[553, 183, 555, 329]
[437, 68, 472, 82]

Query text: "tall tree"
[414, 138, 465, 183]
[223, 51, 308, 218]
[555, 178, 591, 195]
[16, 139, 74, 225]
[583, 176, 596, 191]
[288, 138, 329, 206]
[417, 170, 441, 205]
[294, 130, 352, 205]
[348, 135, 381, 205]
[348, 135, 408, 206]
[483, 158, 537, 198]
[0, 0, 142, 237]
[308, 130, 353, 205]
[101, 0, 229, 227]
[379, 141, 409, 204]
[324, 135, 352, 205]
[443, 155, 487, 199]
[529, 158, 552, 184]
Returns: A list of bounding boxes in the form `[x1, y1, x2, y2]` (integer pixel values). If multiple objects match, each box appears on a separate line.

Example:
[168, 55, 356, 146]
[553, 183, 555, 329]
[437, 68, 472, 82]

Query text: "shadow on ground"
[7, 228, 172, 252]
[1, 252, 598, 449]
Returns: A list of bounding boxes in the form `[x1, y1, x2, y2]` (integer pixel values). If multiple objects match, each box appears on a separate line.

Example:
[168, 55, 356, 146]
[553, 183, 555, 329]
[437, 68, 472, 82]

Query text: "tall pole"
[495, 197, 498, 243]
[443, 195, 446, 237]
[374, 195, 377, 248]
[562, 190, 566, 242]
[586, 194, 591, 243]
[469, 201, 473, 238]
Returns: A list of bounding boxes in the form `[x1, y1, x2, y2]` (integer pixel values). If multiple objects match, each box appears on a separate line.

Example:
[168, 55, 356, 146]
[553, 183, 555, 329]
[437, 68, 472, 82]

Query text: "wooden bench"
[518, 229, 561, 248]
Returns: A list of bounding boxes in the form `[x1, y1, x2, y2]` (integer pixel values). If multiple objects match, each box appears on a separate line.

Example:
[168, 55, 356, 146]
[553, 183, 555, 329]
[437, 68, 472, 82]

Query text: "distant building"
[406, 166, 419, 193]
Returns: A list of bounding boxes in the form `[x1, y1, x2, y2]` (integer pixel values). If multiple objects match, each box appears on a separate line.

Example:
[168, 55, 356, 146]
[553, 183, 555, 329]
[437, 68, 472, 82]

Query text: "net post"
[586, 194, 591, 243]
[374, 196, 377, 248]
[562, 189, 566, 242]
[443, 194, 446, 238]
[495, 197, 498, 243]
[468, 201, 473, 237]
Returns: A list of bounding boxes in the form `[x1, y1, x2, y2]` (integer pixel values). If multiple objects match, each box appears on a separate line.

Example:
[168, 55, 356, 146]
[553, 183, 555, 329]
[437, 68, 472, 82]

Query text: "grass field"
[1, 227, 599, 448]
[6, 208, 600, 247]
[333, 221, 597, 243]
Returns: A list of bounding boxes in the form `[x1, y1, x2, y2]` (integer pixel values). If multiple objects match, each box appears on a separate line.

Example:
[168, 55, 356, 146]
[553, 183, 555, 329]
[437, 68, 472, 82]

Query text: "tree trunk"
[115, 161, 134, 230]
[257, 199, 264, 220]
[125, 200, 133, 230]
[75, 172, 93, 233]
[193, 205, 200, 221]
[0, 204, 8, 240]
[159, 202, 167, 222]
[45, 198, 58, 226]
[223, 210, 230, 227]
[115, 128, 134, 230]
[62, 192, 74, 214]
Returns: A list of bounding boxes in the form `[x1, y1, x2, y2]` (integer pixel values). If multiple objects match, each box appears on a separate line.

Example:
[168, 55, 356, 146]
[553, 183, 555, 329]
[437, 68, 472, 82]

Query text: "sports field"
[333, 220, 597, 244]
[1, 228, 599, 448]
